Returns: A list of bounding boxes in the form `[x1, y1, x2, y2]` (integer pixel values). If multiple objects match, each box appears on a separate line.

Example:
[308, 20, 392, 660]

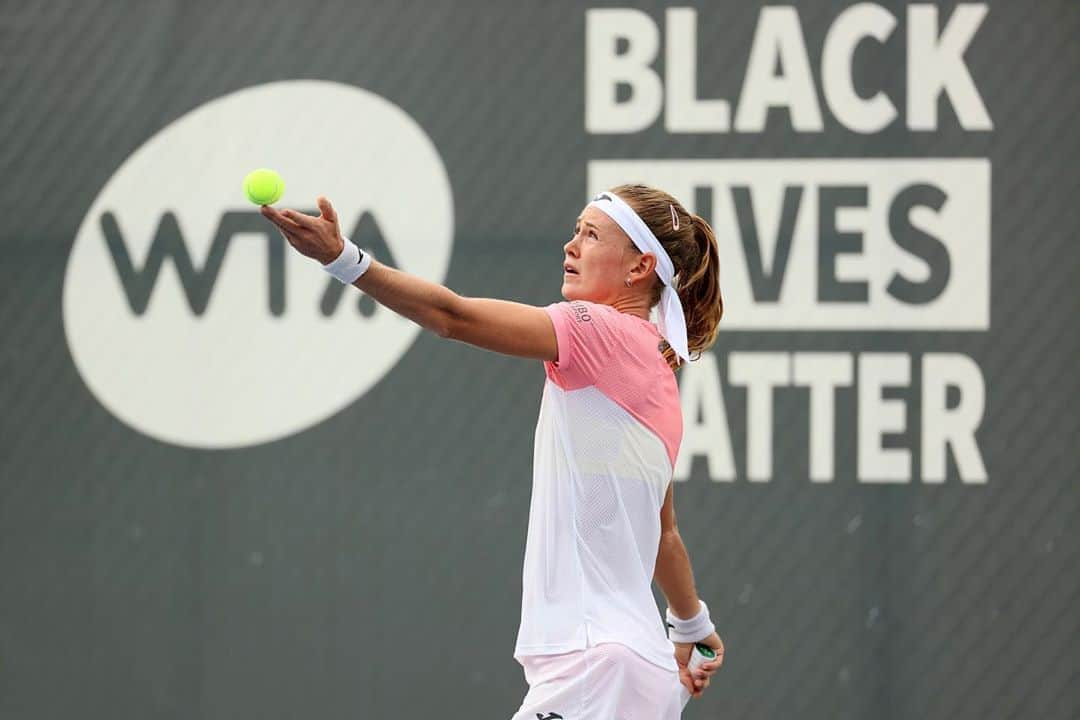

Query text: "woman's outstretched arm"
[262, 198, 558, 361]
[357, 262, 558, 360]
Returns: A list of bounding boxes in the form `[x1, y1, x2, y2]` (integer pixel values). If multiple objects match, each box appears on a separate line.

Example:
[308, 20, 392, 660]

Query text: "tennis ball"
[243, 168, 284, 205]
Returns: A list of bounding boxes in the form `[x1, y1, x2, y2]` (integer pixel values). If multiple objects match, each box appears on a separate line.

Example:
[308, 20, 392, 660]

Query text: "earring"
[625, 277, 633, 288]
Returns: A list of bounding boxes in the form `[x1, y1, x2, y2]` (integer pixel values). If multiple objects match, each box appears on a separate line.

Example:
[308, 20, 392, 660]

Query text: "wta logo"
[63, 81, 454, 449]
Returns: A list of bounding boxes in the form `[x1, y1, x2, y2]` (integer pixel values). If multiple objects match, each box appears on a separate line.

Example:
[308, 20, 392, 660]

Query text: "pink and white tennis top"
[513, 300, 682, 672]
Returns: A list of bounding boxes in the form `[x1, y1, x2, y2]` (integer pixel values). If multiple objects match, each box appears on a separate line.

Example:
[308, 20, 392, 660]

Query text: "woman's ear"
[629, 252, 658, 283]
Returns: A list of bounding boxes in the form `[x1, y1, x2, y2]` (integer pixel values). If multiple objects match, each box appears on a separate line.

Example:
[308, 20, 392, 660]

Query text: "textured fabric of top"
[513, 301, 683, 672]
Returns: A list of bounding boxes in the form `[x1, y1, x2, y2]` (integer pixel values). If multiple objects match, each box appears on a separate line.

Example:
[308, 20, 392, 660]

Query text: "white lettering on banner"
[734, 6, 823, 133]
[908, 4, 993, 131]
[792, 353, 853, 483]
[664, 8, 730, 132]
[585, 4, 991, 134]
[822, 3, 898, 134]
[589, 159, 990, 330]
[585, 5, 993, 484]
[675, 353, 736, 482]
[729, 353, 790, 482]
[586, 8, 662, 133]
[858, 353, 912, 483]
[922, 354, 988, 483]
[672, 353, 987, 484]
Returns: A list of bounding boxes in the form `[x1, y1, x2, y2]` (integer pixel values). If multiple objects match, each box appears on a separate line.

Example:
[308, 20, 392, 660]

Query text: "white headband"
[587, 191, 690, 364]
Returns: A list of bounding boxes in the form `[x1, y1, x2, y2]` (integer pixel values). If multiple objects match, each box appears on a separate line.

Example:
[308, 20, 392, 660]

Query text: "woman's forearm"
[350, 258, 558, 361]
[352, 260, 461, 337]
[261, 200, 555, 358]
[654, 530, 703, 620]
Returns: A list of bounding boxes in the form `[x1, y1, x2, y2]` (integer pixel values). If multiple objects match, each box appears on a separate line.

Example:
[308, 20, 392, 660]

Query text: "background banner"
[2, 2, 1077, 718]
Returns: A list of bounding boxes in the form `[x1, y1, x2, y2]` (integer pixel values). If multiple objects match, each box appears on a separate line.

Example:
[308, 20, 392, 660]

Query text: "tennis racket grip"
[680, 642, 716, 708]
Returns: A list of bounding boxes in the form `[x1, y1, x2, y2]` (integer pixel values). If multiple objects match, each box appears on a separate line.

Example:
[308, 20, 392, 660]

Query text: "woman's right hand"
[674, 632, 724, 699]
[261, 197, 345, 265]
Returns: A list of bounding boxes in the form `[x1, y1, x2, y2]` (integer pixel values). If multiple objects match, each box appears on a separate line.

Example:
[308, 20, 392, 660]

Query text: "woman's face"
[561, 206, 637, 303]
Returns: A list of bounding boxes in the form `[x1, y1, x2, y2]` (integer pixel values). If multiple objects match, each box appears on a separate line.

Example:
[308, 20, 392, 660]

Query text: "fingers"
[697, 662, 721, 685]
[681, 667, 710, 695]
[688, 657, 721, 696]
[280, 208, 319, 229]
[317, 196, 338, 224]
[261, 205, 301, 232]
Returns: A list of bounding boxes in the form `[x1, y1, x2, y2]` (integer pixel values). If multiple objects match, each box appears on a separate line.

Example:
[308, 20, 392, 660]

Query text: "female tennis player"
[262, 184, 725, 718]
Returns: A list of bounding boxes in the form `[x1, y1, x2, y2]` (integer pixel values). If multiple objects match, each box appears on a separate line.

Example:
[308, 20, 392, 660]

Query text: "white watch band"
[321, 236, 372, 284]
[666, 600, 716, 643]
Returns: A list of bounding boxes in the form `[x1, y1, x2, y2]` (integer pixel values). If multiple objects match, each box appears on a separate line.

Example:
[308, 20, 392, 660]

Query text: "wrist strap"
[666, 600, 715, 644]
[322, 236, 373, 284]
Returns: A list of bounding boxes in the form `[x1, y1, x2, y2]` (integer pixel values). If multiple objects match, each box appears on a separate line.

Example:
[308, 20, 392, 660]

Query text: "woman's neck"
[609, 295, 651, 321]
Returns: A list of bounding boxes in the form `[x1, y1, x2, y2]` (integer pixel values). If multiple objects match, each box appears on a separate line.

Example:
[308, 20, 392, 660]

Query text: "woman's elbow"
[433, 295, 466, 339]
[431, 315, 461, 340]
[659, 528, 683, 550]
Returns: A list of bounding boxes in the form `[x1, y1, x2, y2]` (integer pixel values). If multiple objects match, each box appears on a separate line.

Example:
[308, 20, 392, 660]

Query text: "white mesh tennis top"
[513, 300, 683, 672]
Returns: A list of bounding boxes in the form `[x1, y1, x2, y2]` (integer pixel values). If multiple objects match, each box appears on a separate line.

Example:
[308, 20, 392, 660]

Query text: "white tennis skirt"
[510, 642, 682, 720]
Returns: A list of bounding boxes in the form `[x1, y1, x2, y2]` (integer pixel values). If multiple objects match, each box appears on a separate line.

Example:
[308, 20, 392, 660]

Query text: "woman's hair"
[610, 183, 724, 371]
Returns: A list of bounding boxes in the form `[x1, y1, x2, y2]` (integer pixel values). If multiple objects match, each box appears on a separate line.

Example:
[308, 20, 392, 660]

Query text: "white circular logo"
[63, 80, 454, 449]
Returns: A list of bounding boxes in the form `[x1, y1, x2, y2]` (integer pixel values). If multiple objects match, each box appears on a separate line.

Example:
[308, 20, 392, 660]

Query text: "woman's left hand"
[674, 632, 724, 699]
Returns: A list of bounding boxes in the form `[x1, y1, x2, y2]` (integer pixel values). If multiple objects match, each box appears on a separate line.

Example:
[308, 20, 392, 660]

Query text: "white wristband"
[666, 600, 715, 644]
[321, 236, 372, 284]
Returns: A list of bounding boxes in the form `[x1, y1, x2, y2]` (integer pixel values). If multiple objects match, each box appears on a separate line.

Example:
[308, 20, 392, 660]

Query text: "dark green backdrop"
[1, 2, 1077, 719]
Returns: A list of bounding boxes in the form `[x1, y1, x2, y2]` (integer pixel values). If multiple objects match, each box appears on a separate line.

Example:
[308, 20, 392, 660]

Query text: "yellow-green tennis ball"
[243, 168, 284, 205]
